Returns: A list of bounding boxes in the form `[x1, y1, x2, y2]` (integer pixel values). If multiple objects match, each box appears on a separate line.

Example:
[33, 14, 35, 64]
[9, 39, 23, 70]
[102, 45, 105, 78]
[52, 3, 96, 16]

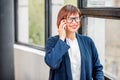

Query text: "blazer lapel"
[76, 34, 86, 80]
[64, 52, 73, 80]
[64, 39, 72, 80]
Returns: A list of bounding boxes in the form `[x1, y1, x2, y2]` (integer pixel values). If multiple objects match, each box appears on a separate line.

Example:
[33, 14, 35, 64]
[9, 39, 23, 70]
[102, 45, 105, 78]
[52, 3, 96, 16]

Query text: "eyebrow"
[67, 15, 79, 18]
[67, 16, 80, 18]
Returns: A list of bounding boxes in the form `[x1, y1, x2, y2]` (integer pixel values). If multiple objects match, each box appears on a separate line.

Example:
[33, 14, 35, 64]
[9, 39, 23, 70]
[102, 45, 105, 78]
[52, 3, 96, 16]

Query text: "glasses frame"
[66, 16, 82, 23]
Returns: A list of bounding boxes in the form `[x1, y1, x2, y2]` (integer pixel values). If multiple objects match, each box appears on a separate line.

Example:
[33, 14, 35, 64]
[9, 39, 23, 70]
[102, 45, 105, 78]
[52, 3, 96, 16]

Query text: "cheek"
[66, 23, 80, 29]
[66, 24, 70, 28]
[77, 23, 81, 28]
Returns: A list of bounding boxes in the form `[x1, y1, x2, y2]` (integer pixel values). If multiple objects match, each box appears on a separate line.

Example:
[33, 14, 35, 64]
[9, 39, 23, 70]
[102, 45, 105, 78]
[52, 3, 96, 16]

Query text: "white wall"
[14, 44, 49, 80]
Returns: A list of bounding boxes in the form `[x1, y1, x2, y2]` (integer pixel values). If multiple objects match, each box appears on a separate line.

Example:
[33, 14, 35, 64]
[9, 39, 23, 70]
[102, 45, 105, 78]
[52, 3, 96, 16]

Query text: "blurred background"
[0, 0, 120, 80]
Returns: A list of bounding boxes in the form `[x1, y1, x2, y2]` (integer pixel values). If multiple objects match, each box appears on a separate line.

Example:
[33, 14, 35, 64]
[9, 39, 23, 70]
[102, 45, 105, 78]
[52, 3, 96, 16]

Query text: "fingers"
[59, 19, 66, 30]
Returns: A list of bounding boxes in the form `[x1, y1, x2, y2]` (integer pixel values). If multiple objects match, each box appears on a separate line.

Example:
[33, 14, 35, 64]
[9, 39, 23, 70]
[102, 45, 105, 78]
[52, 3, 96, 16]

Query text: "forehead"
[67, 13, 79, 17]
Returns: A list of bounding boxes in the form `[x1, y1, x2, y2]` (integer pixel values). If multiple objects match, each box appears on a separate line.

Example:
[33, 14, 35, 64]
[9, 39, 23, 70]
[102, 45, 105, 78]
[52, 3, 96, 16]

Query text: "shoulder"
[46, 35, 59, 45]
[47, 35, 59, 41]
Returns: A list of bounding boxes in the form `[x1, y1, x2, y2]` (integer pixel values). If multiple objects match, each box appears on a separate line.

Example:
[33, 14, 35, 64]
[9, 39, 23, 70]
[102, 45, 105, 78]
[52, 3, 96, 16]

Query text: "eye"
[75, 17, 79, 20]
[68, 17, 72, 20]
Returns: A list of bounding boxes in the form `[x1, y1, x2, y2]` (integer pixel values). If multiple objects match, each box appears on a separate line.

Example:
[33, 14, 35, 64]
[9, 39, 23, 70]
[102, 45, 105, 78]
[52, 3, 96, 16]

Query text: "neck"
[66, 32, 76, 40]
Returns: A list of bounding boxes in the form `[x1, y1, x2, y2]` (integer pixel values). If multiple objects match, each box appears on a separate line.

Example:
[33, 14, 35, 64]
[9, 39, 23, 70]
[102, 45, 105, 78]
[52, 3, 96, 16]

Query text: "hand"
[58, 19, 66, 41]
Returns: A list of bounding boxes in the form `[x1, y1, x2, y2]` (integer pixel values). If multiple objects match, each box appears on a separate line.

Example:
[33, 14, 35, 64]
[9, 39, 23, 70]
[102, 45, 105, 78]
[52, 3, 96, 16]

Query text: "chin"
[70, 29, 78, 33]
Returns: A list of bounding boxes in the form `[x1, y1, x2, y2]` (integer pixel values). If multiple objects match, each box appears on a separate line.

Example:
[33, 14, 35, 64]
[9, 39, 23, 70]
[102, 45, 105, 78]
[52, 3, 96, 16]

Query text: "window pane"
[29, 0, 45, 47]
[83, 17, 120, 79]
[18, 0, 45, 47]
[83, 0, 120, 7]
[64, 0, 77, 6]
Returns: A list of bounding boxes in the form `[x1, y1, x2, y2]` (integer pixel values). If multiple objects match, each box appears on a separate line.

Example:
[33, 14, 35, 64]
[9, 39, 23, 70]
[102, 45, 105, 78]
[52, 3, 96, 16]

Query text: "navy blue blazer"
[45, 33, 104, 80]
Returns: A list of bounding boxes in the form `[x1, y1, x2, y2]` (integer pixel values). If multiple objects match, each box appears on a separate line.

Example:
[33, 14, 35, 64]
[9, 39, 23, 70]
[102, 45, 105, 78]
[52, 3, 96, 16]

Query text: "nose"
[72, 19, 77, 23]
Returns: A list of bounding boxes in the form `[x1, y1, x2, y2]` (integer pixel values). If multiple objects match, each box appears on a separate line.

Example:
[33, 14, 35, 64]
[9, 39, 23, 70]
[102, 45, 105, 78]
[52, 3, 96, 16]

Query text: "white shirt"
[66, 38, 81, 80]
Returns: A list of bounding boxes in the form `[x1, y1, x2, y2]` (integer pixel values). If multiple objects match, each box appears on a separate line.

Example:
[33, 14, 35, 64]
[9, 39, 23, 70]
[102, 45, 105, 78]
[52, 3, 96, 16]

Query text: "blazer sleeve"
[89, 38, 104, 80]
[45, 37, 70, 69]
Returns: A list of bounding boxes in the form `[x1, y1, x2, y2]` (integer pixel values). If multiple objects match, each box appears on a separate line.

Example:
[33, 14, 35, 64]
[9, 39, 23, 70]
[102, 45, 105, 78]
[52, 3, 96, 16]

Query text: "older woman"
[45, 4, 104, 80]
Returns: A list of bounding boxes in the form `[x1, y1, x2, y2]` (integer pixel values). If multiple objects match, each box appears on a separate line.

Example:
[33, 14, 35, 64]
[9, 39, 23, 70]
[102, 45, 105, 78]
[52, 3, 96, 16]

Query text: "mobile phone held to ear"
[63, 24, 66, 30]
[63, 19, 66, 30]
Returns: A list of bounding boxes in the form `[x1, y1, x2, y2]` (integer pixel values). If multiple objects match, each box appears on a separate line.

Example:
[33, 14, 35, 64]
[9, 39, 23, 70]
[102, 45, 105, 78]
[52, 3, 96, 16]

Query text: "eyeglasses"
[66, 16, 82, 23]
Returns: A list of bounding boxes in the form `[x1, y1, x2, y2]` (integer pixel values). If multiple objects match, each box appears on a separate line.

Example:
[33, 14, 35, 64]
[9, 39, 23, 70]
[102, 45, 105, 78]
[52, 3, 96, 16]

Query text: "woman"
[45, 4, 104, 80]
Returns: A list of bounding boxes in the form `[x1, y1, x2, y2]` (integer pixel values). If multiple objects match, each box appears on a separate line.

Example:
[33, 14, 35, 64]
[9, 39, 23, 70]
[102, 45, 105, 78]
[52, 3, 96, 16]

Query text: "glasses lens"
[75, 17, 80, 22]
[66, 17, 81, 23]
[66, 17, 73, 23]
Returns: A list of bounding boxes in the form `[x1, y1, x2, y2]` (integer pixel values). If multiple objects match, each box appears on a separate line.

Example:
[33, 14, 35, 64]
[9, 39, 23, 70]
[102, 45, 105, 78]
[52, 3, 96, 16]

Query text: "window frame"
[77, 0, 120, 35]
[78, 0, 120, 79]
[78, 0, 120, 19]
[14, 0, 52, 51]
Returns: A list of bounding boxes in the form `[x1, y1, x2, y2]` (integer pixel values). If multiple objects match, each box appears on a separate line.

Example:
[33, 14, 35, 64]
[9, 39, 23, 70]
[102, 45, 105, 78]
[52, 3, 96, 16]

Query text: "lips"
[71, 25, 78, 29]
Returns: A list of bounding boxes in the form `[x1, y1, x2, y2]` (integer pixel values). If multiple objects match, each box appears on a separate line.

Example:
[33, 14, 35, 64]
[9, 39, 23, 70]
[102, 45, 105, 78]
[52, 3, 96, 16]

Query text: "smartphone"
[63, 19, 66, 30]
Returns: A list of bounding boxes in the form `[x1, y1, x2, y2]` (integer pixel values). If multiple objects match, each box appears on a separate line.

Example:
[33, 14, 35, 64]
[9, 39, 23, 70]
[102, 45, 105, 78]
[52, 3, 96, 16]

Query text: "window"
[78, 0, 120, 79]
[64, 0, 77, 6]
[83, 0, 120, 7]
[16, 0, 45, 49]
[83, 17, 120, 79]
[29, 0, 45, 47]
[82, 17, 105, 66]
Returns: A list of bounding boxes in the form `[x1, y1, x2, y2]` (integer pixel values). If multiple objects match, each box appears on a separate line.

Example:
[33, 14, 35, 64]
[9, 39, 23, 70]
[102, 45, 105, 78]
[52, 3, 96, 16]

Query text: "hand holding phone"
[58, 19, 66, 41]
